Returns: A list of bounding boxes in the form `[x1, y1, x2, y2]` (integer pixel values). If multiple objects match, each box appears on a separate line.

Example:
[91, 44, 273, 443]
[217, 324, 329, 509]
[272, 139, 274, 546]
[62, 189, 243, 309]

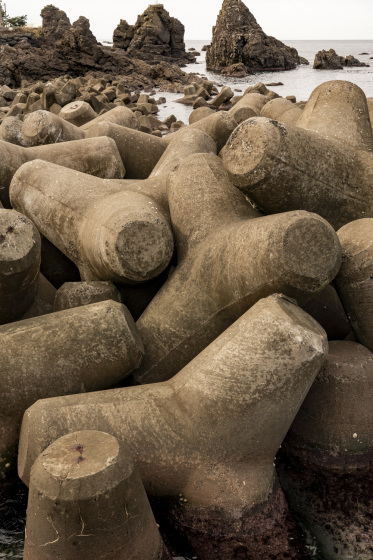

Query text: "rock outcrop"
[113, 19, 133, 51]
[206, 0, 302, 74]
[0, 5, 192, 91]
[113, 4, 194, 65]
[313, 49, 344, 70]
[313, 49, 370, 69]
[342, 54, 369, 67]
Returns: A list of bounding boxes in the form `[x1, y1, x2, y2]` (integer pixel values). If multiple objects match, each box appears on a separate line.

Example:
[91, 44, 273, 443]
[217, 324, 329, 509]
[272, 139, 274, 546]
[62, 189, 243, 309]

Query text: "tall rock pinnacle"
[206, 0, 301, 73]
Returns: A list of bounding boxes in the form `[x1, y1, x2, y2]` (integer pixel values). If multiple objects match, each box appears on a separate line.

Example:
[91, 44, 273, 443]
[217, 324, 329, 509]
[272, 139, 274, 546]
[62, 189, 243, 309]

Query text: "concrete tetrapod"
[163, 110, 237, 152]
[80, 105, 139, 131]
[22, 111, 231, 178]
[24, 431, 170, 560]
[149, 127, 217, 179]
[0, 209, 40, 324]
[0, 116, 27, 146]
[59, 100, 98, 126]
[54, 281, 121, 311]
[334, 218, 373, 351]
[280, 341, 373, 560]
[102, 127, 217, 216]
[221, 116, 373, 229]
[0, 136, 124, 207]
[296, 80, 373, 152]
[85, 121, 167, 179]
[131, 153, 341, 384]
[188, 106, 215, 124]
[0, 300, 143, 473]
[260, 97, 303, 126]
[229, 92, 268, 124]
[22, 107, 139, 147]
[10, 160, 174, 283]
[19, 294, 328, 559]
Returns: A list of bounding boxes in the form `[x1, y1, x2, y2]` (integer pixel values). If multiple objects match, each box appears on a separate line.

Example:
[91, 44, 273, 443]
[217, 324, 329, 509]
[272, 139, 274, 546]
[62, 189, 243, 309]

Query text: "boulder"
[206, 0, 301, 73]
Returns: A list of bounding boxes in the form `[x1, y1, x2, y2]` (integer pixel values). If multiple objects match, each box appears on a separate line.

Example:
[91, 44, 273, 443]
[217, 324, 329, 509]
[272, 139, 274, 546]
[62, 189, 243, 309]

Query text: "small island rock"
[314, 49, 369, 69]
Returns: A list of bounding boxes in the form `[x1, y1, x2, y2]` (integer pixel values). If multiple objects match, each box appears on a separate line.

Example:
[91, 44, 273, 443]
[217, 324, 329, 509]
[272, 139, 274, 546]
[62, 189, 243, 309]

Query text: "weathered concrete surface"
[0, 136, 124, 207]
[59, 100, 98, 126]
[229, 92, 267, 124]
[296, 80, 373, 152]
[0, 209, 41, 324]
[131, 153, 340, 384]
[80, 105, 139, 132]
[334, 218, 373, 351]
[221, 117, 373, 229]
[85, 121, 167, 179]
[150, 127, 216, 177]
[0, 116, 27, 146]
[10, 160, 174, 283]
[186, 110, 237, 152]
[19, 294, 327, 560]
[1, 300, 143, 473]
[188, 106, 215, 124]
[280, 341, 373, 560]
[260, 97, 303, 125]
[286, 341, 373, 462]
[54, 281, 122, 311]
[22, 109, 86, 146]
[24, 431, 168, 560]
[52, 104, 138, 137]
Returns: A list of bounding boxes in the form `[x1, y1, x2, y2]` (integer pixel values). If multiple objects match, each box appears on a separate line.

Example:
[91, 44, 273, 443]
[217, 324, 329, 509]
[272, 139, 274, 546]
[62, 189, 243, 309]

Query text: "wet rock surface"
[206, 0, 302, 74]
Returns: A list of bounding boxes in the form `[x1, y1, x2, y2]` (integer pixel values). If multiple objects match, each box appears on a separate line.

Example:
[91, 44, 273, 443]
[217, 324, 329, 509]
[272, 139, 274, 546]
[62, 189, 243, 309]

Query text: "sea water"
[156, 39, 373, 122]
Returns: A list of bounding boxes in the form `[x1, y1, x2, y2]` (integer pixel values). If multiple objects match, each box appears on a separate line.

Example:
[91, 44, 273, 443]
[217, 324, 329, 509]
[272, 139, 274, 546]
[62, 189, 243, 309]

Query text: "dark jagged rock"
[113, 19, 134, 51]
[313, 49, 343, 69]
[206, 0, 301, 73]
[113, 4, 194, 65]
[0, 5, 193, 91]
[313, 49, 370, 69]
[40, 4, 71, 46]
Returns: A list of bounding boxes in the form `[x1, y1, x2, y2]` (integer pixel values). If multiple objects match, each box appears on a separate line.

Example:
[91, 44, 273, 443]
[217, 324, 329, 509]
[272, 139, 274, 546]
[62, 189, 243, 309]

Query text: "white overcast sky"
[2, 1, 373, 42]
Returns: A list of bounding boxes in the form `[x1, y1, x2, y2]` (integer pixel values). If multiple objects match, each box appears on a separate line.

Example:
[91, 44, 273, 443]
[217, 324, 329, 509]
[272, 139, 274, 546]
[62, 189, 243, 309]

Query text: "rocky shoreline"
[0, 5, 199, 92]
